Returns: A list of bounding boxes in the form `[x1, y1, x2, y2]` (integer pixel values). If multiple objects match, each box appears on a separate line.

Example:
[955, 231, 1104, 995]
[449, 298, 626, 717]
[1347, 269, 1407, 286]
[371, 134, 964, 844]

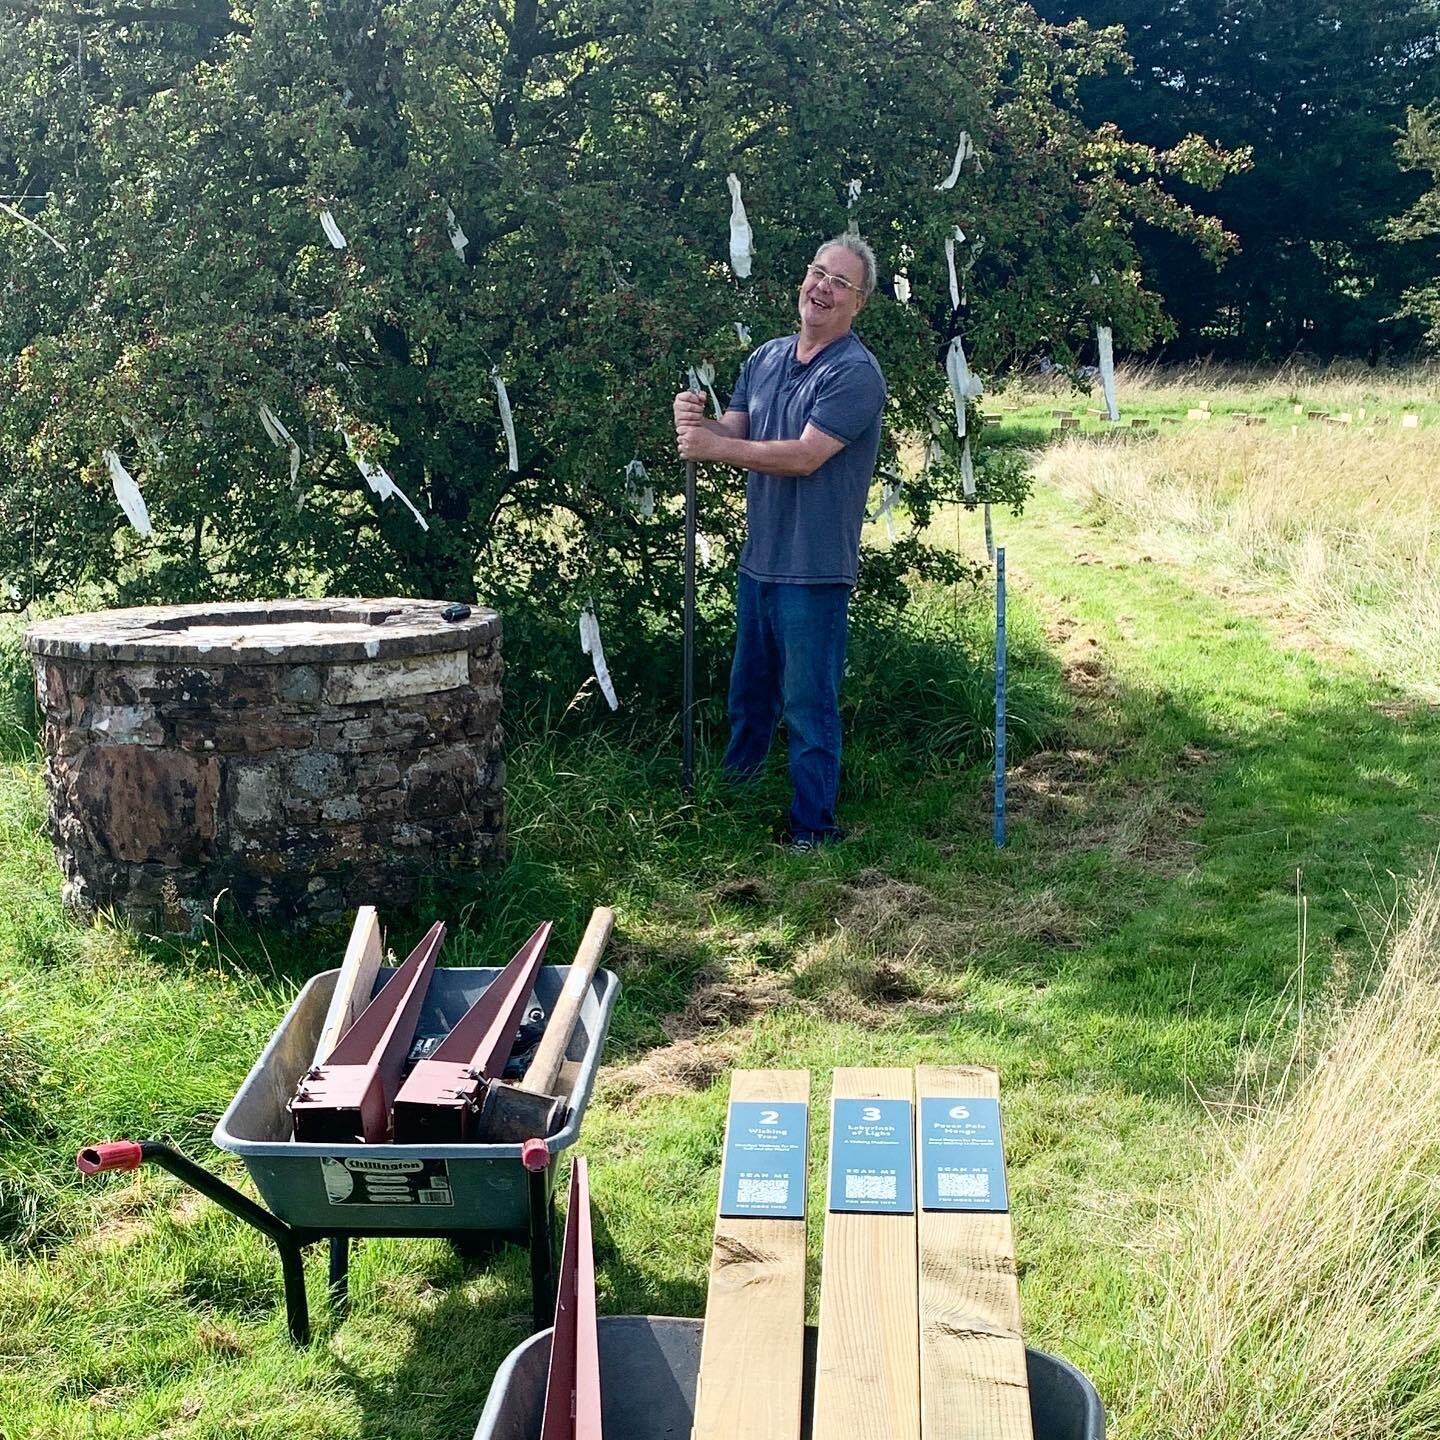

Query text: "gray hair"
[815, 234, 877, 297]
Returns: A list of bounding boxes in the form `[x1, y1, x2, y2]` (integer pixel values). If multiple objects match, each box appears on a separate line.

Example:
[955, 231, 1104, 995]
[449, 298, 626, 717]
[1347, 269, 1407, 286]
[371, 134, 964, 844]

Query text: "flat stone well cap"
[24, 598, 500, 665]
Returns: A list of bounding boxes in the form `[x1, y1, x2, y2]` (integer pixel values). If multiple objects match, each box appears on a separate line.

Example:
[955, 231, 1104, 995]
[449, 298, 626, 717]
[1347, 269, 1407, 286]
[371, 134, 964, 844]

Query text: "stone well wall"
[23, 600, 504, 930]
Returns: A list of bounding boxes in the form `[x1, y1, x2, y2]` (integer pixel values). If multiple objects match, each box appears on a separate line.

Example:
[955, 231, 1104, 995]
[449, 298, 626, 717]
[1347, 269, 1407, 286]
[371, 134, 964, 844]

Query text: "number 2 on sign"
[760, 1110, 780, 1125]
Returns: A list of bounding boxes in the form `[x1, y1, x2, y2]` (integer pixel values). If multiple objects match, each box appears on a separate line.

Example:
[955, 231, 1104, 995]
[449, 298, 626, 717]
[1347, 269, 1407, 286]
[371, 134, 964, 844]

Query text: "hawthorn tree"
[0, 0, 1235, 707]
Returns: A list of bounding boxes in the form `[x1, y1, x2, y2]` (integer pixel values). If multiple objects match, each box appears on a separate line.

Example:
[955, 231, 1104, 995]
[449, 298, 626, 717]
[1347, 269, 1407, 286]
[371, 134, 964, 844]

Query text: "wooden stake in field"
[692, 1070, 810, 1440]
[813, 1068, 920, 1440]
[915, 1065, 1032, 1440]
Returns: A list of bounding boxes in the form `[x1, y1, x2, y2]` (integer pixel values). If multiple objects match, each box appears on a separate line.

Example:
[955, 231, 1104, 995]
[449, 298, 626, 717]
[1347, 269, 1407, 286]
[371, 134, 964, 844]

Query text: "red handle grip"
[76, 1141, 144, 1175]
[520, 1137, 550, 1173]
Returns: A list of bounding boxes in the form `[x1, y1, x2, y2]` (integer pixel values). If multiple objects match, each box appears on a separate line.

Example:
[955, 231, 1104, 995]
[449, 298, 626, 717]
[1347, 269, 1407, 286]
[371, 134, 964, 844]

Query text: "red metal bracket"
[391, 922, 553, 1144]
[541, 1155, 602, 1440]
[290, 921, 446, 1143]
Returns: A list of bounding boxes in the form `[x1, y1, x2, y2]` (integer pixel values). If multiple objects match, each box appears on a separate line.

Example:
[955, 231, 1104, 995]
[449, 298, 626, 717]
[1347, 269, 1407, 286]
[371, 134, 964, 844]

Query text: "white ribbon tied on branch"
[945, 335, 983, 443]
[734, 321, 751, 347]
[445, 206, 469, 263]
[945, 226, 966, 311]
[692, 361, 722, 419]
[623, 458, 655, 518]
[104, 449, 152, 536]
[893, 273, 911, 305]
[257, 402, 302, 494]
[868, 471, 904, 540]
[725, 172, 753, 279]
[339, 427, 430, 531]
[491, 366, 519, 472]
[579, 604, 620, 710]
[936, 131, 981, 190]
[984, 502, 995, 561]
[1096, 324, 1119, 422]
[960, 438, 976, 500]
[320, 209, 347, 249]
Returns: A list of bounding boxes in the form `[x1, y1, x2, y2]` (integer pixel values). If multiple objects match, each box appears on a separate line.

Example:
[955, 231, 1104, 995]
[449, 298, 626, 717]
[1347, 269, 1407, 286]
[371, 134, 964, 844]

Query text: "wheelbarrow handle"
[76, 1141, 144, 1174]
[76, 1137, 312, 1344]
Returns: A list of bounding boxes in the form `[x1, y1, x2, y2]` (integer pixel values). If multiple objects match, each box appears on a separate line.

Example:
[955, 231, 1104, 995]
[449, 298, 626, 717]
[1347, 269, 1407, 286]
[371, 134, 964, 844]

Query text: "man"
[673, 235, 886, 849]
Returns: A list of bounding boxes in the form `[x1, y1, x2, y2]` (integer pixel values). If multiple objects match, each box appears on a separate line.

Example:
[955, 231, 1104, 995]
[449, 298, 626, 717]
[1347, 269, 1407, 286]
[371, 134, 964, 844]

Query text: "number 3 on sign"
[862, 1106, 882, 1122]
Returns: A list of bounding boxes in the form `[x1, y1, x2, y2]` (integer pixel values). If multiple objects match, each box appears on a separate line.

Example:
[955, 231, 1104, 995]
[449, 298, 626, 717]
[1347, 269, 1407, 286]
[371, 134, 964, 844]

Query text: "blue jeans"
[723, 573, 851, 844]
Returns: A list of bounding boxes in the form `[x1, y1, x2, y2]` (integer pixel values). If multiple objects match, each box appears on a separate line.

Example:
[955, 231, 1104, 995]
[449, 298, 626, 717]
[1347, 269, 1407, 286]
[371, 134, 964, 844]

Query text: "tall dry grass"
[1040, 423, 1440, 695]
[1128, 871, 1440, 1440]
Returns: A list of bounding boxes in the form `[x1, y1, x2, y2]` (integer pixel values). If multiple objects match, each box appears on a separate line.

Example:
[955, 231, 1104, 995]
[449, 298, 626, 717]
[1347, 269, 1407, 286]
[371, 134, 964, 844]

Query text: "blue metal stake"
[994, 546, 1007, 848]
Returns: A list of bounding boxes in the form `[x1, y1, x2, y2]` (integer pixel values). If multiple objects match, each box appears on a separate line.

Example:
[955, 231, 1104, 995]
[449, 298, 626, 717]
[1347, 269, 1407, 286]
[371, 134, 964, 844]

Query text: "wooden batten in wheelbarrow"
[391, 921, 554, 1144]
[311, 906, 383, 1067]
[812, 1067, 920, 1440]
[915, 1065, 1033, 1440]
[692, 1069, 809, 1440]
[541, 1155, 603, 1440]
[289, 922, 445, 1143]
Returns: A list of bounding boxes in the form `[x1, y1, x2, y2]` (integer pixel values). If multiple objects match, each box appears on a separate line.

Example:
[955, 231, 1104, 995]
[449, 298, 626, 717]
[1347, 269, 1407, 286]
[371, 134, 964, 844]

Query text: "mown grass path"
[3, 484, 1438, 1439]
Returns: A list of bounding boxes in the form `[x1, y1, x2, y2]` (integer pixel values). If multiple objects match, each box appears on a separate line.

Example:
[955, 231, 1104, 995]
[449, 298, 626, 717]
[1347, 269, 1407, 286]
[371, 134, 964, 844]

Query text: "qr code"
[845, 1172, 897, 1202]
[737, 1176, 789, 1206]
[937, 1169, 990, 1200]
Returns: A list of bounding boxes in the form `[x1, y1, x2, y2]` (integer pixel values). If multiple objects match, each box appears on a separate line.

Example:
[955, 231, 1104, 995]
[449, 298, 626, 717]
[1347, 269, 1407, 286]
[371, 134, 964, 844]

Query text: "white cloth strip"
[0, 199, 68, 255]
[725, 172, 754, 279]
[491, 366, 519, 471]
[624, 459, 655, 517]
[696, 531, 713, 566]
[257, 402, 302, 487]
[846, 178, 862, 207]
[946, 335, 983, 441]
[340, 427, 430, 531]
[104, 449, 152, 536]
[984, 502, 994, 561]
[446, 206, 469, 263]
[960, 437, 976, 498]
[696, 360, 722, 419]
[320, 209, 347, 249]
[945, 226, 966, 310]
[734, 321, 751, 347]
[579, 605, 620, 710]
[936, 131, 977, 190]
[1096, 324, 1118, 422]
[893, 273, 911, 305]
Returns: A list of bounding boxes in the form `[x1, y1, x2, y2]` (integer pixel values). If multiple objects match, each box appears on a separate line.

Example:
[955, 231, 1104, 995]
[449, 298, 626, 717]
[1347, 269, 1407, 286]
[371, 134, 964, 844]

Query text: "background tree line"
[1035, 0, 1440, 359]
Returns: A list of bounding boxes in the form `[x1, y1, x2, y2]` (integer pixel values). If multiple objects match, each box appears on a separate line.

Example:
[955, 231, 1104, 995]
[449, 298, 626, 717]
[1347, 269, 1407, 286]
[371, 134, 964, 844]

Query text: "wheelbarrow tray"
[474, 1315, 1105, 1440]
[213, 963, 620, 1232]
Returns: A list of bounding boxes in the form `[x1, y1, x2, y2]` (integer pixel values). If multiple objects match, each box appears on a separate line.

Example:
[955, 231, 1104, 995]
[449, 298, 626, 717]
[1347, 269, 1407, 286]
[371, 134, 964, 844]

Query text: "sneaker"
[784, 827, 847, 855]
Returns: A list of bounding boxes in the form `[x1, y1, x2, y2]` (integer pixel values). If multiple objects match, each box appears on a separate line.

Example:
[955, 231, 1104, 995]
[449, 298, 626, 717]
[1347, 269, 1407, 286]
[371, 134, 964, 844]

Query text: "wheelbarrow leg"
[528, 1163, 555, 1331]
[278, 1235, 311, 1345]
[328, 1237, 350, 1320]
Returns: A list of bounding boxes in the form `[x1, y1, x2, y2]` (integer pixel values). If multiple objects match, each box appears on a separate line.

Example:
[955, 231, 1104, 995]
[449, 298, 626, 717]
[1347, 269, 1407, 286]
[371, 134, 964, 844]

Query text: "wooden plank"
[915, 1065, 1033, 1440]
[692, 1069, 809, 1440]
[812, 1067, 919, 1440]
[312, 906, 382, 1066]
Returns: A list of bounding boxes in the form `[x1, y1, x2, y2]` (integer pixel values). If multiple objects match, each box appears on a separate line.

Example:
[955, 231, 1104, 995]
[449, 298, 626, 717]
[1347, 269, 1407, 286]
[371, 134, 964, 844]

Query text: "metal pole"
[994, 547, 1007, 848]
[682, 458, 697, 799]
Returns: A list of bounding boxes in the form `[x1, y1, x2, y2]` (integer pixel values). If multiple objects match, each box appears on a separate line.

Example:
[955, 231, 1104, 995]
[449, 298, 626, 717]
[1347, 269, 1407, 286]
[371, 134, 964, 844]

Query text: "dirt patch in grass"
[602, 970, 792, 1102]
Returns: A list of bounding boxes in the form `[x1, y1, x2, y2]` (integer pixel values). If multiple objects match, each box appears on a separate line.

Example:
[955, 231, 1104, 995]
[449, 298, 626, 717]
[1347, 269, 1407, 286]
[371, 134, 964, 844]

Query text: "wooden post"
[692, 1070, 809, 1440]
[915, 1065, 1032, 1440]
[312, 906, 382, 1066]
[813, 1068, 920, 1440]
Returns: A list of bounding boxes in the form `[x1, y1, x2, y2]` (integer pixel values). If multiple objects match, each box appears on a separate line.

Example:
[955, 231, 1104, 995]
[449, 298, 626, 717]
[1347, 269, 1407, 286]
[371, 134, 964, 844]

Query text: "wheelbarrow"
[473, 1315, 1105, 1440]
[78, 961, 620, 1344]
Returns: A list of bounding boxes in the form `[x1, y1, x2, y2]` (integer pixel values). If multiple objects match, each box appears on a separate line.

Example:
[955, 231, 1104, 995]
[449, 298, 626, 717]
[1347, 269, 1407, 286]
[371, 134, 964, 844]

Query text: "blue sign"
[718, 1101, 808, 1219]
[918, 1096, 1009, 1212]
[827, 1098, 915, 1214]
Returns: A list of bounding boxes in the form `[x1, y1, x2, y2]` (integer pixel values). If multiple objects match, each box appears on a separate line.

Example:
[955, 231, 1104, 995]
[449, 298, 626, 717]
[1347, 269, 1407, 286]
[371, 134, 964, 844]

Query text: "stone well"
[23, 599, 504, 930]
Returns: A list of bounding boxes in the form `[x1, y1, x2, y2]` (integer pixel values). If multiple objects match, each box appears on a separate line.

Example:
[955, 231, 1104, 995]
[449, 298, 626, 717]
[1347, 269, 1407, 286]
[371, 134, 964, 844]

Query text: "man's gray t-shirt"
[727, 331, 886, 587]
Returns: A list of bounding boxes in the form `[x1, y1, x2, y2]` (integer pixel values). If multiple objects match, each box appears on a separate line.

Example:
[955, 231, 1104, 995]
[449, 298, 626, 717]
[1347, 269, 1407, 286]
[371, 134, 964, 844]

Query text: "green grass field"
[3, 368, 1440, 1439]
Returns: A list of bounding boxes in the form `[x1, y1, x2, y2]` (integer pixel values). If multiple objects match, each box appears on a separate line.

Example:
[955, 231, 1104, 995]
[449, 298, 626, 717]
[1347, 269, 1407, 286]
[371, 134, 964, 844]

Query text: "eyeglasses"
[805, 263, 864, 296]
